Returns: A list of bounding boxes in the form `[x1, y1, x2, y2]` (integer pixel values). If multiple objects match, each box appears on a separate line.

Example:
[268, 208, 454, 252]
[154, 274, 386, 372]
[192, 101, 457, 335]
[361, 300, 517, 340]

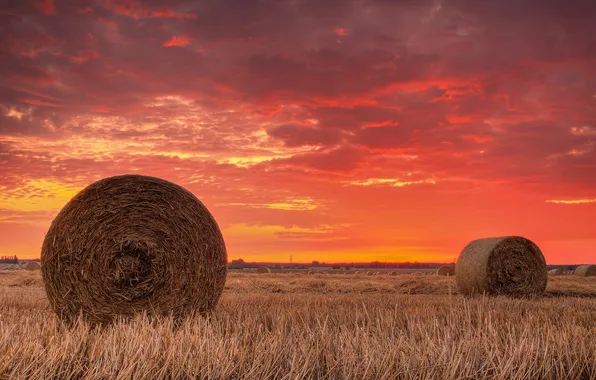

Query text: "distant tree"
[228, 258, 247, 269]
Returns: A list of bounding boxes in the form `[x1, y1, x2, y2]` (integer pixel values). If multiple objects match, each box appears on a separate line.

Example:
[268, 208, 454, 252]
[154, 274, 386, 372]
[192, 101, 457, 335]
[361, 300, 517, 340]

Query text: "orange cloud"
[162, 35, 191, 47]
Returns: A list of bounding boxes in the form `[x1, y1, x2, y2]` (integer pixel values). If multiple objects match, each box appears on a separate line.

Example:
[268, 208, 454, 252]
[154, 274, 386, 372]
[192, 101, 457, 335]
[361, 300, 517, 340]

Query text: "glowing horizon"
[1, 0, 595, 265]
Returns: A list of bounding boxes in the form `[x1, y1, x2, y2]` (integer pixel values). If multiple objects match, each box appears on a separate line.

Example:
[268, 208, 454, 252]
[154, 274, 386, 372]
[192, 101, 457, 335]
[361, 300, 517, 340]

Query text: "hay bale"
[25, 261, 41, 271]
[437, 265, 455, 276]
[256, 266, 271, 274]
[574, 265, 596, 277]
[389, 271, 397, 276]
[41, 175, 228, 325]
[455, 236, 547, 297]
[366, 271, 373, 276]
[354, 271, 360, 275]
[548, 268, 564, 276]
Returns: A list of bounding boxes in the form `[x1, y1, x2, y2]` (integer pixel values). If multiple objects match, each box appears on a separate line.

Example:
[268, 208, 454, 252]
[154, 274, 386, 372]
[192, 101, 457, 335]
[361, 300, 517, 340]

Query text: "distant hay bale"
[574, 265, 596, 277]
[389, 271, 397, 276]
[41, 175, 228, 325]
[437, 265, 455, 276]
[256, 266, 271, 274]
[25, 261, 41, 271]
[455, 236, 547, 297]
[354, 271, 360, 275]
[548, 268, 564, 276]
[366, 271, 373, 276]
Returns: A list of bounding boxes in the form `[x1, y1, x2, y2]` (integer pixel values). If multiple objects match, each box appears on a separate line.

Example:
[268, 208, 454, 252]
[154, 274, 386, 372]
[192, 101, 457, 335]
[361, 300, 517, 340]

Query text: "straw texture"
[455, 236, 547, 297]
[41, 174, 228, 325]
[437, 265, 455, 276]
[24, 262, 41, 271]
[574, 265, 596, 277]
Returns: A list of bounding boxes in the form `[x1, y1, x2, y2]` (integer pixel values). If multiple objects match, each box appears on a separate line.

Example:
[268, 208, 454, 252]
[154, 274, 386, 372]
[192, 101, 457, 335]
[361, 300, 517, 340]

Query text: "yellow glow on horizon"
[222, 199, 317, 211]
[546, 199, 596, 205]
[0, 179, 82, 212]
[348, 178, 436, 187]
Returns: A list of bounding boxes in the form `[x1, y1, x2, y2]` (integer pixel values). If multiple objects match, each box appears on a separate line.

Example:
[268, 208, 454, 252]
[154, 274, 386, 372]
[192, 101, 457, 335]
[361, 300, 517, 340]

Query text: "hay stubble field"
[1, 270, 595, 379]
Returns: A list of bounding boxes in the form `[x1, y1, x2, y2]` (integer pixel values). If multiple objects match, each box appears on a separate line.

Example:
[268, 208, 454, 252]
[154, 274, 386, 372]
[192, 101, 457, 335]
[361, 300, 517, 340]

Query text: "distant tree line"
[228, 258, 459, 270]
[0, 255, 19, 264]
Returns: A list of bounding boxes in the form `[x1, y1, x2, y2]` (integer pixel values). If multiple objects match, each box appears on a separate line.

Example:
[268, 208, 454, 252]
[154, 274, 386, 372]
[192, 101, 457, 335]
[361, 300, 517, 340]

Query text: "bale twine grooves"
[41, 174, 228, 325]
[455, 236, 547, 297]
[574, 265, 596, 277]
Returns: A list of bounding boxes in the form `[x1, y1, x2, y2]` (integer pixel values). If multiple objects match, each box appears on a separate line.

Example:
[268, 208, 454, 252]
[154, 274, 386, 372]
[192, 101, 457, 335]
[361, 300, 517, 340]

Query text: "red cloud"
[162, 35, 191, 47]
[103, 0, 195, 19]
[335, 28, 348, 36]
[35, 0, 55, 15]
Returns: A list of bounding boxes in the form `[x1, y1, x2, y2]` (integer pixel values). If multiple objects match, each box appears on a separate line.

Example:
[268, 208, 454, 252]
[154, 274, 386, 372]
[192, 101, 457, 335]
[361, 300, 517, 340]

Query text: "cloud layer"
[1, 0, 595, 263]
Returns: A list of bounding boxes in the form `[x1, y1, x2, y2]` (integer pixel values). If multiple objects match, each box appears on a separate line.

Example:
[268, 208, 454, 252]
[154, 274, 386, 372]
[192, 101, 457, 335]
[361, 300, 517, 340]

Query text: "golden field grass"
[0, 270, 595, 379]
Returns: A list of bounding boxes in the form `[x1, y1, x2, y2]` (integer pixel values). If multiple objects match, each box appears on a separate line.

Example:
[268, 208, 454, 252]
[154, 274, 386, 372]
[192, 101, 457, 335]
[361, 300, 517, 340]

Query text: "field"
[1, 270, 595, 379]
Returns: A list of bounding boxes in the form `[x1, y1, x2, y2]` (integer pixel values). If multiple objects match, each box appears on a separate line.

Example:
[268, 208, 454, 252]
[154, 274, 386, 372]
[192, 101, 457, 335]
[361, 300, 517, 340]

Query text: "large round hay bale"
[574, 265, 596, 277]
[455, 236, 547, 297]
[437, 265, 455, 276]
[41, 175, 228, 325]
[548, 268, 564, 276]
[256, 266, 271, 274]
[25, 261, 41, 271]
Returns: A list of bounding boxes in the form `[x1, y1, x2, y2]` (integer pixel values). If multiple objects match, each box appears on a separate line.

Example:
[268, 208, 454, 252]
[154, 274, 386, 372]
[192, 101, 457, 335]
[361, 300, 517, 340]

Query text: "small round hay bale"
[41, 175, 228, 325]
[455, 236, 547, 297]
[25, 261, 41, 271]
[354, 271, 360, 275]
[548, 268, 564, 276]
[574, 265, 596, 277]
[366, 271, 373, 276]
[256, 266, 271, 274]
[437, 265, 455, 276]
[389, 271, 397, 276]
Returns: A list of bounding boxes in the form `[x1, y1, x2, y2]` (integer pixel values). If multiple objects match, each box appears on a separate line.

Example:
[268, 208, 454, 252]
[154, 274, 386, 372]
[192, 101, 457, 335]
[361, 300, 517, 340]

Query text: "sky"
[1, 0, 595, 264]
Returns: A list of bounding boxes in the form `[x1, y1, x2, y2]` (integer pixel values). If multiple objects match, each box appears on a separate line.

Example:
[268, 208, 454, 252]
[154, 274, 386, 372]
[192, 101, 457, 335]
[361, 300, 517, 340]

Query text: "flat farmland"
[0, 270, 595, 379]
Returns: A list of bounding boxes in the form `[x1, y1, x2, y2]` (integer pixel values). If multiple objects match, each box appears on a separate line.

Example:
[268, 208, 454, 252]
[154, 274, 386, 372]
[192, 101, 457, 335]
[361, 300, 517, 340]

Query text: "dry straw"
[256, 266, 271, 274]
[574, 265, 596, 277]
[455, 236, 547, 297]
[437, 265, 455, 276]
[24, 261, 41, 271]
[41, 175, 228, 326]
[548, 268, 564, 276]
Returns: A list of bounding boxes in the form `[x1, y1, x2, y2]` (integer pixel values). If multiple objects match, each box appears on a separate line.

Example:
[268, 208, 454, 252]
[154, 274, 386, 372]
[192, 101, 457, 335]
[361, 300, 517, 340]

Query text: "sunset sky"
[1, 0, 595, 264]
